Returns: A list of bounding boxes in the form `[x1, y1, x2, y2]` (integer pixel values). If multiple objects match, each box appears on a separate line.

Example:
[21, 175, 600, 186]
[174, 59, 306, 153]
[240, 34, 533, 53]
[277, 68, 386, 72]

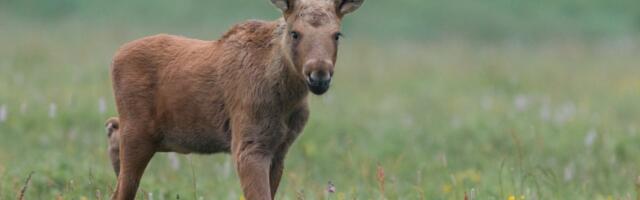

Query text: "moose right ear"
[271, 0, 292, 12]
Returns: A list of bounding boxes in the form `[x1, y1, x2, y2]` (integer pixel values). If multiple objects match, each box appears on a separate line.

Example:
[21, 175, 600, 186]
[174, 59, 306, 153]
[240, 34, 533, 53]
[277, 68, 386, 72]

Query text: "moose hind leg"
[106, 117, 121, 177]
[112, 128, 156, 200]
[109, 148, 121, 177]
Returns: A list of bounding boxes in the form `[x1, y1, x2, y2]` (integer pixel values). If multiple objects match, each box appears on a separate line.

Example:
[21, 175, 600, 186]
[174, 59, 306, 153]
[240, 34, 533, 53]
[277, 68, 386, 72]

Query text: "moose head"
[271, 0, 364, 95]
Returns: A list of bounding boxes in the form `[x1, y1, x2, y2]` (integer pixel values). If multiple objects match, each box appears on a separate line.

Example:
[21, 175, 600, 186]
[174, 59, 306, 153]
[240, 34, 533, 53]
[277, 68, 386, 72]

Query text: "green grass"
[1, 2, 640, 199]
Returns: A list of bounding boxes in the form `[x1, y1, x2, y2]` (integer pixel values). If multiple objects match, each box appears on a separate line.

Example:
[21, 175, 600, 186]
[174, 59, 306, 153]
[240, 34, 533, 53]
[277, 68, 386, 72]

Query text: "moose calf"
[107, 0, 364, 199]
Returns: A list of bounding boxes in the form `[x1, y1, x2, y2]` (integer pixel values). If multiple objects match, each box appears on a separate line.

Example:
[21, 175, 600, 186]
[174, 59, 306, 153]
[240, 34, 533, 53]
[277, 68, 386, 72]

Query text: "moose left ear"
[271, 0, 293, 13]
[337, 0, 364, 16]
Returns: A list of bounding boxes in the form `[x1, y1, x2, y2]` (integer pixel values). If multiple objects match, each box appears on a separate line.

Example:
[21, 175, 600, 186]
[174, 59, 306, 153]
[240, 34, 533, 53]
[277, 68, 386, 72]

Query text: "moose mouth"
[307, 77, 331, 95]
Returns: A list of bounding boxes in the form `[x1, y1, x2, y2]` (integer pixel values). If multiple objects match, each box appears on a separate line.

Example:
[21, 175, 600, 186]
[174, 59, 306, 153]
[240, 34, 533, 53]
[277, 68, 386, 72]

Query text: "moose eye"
[333, 32, 343, 41]
[290, 31, 300, 40]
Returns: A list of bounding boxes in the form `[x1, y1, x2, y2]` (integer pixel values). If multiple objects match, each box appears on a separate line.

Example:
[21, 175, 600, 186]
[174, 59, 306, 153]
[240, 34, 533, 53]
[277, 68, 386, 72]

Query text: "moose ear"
[271, 0, 292, 12]
[337, 0, 364, 16]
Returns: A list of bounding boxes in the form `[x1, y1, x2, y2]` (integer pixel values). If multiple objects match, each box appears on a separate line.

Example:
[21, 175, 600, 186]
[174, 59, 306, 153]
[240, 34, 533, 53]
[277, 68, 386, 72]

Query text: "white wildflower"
[563, 163, 574, 182]
[514, 95, 529, 112]
[0, 104, 7, 122]
[539, 103, 551, 121]
[49, 103, 57, 118]
[222, 157, 232, 179]
[98, 97, 107, 114]
[168, 152, 180, 170]
[584, 129, 597, 148]
[326, 181, 336, 193]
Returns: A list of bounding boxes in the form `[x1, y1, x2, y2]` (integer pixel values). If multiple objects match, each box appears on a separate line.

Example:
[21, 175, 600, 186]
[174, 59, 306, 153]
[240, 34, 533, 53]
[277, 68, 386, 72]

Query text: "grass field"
[1, 1, 640, 199]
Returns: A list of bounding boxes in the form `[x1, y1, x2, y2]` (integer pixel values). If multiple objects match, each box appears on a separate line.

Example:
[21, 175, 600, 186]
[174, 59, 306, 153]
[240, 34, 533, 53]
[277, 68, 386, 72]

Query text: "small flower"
[376, 164, 385, 195]
[584, 129, 597, 148]
[563, 163, 575, 182]
[168, 153, 180, 170]
[441, 184, 452, 194]
[514, 95, 529, 111]
[468, 188, 477, 200]
[327, 181, 336, 193]
[506, 195, 525, 200]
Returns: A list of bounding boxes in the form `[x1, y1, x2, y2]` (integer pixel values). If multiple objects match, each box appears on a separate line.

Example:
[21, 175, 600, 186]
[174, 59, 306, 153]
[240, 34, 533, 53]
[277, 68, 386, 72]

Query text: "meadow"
[1, 0, 640, 199]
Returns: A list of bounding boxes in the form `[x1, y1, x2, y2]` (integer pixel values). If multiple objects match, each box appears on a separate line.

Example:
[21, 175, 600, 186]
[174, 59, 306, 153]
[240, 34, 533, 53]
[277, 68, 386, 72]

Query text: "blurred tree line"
[2, 0, 640, 42]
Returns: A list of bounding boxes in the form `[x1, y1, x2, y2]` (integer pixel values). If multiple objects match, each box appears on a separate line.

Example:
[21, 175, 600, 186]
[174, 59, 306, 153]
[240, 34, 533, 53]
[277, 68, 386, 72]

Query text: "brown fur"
[107, 0, 364, 199]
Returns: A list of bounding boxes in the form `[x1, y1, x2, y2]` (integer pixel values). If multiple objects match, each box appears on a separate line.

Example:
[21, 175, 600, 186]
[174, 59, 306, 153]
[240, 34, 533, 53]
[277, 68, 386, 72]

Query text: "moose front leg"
[231, 118, 285, 200]
[269, 105, 309, 198]
[234, 146, 273, 200]
[268, 150, 286, 199]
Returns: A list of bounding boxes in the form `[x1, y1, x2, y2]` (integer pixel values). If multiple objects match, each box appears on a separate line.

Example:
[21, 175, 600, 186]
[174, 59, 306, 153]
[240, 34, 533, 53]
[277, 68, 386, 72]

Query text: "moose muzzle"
[304, 59, 334, 95]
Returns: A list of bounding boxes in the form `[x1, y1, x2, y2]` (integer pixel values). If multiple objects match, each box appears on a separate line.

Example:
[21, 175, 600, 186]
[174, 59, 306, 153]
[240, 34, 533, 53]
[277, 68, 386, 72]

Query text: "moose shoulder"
[108, 0, 364, 199]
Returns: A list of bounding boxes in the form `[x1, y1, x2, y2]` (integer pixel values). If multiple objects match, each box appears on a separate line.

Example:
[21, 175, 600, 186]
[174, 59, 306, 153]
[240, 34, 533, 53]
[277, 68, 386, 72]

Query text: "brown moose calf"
[106, 0, 364, 199]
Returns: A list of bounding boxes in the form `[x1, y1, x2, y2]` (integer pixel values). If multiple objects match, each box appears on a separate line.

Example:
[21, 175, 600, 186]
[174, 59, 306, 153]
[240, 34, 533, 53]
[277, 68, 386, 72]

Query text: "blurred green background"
[1, 0, 639, 199]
